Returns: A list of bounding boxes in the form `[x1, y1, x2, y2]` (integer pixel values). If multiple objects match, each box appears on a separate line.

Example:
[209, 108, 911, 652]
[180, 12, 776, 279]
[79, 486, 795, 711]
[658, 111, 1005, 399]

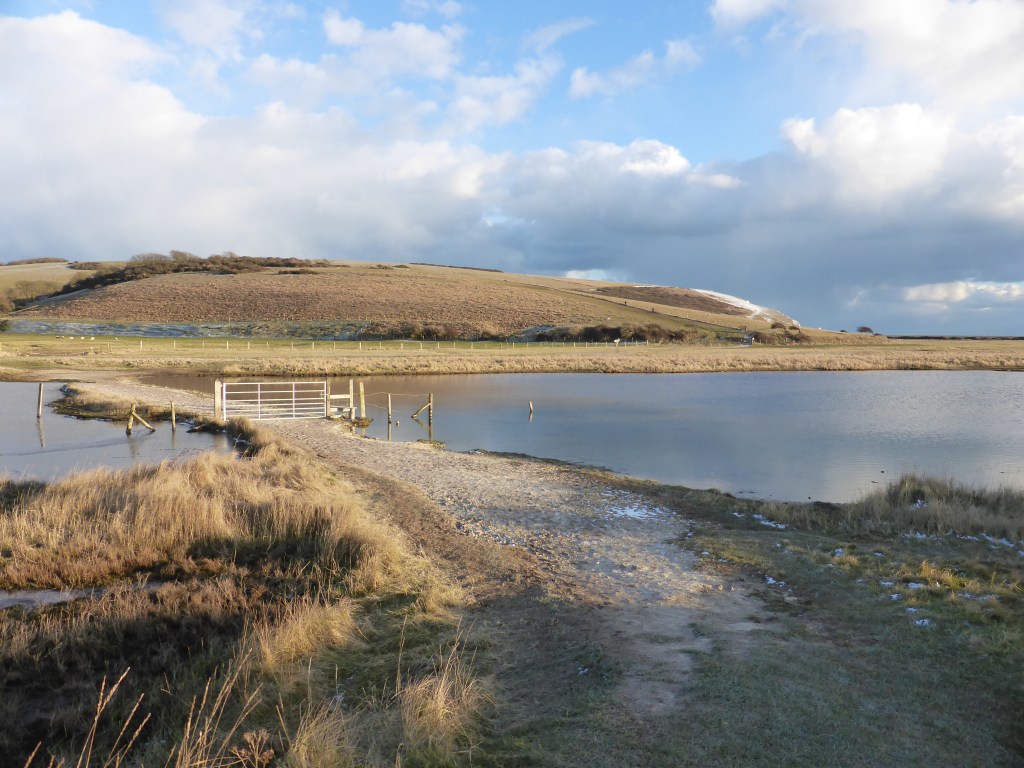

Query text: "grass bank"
[626, 477, 1024, 766]
[1, 334, 1022, 376]
[0, 422, 484, 767]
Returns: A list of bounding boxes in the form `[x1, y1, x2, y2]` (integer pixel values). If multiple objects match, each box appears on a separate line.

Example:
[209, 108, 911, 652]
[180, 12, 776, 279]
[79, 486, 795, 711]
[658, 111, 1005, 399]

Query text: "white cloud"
[569, 39, 699, 98]
[716, 0, 1024, 114]
[522, 17, 593, 53]
[782, 104, 953, 202]
[664, 40, 701, 70]
[450, 56, 561, 131]
[618, 140, 690, 177]
[154, 0, 261, 60]
[402, 0, 463, 19]
[564, 269, 626, 281]
[711, 0, 788, 27]
[323, 11, 364, 46]
[323, 11, 463, 81]
[904, 280, 1024, 305]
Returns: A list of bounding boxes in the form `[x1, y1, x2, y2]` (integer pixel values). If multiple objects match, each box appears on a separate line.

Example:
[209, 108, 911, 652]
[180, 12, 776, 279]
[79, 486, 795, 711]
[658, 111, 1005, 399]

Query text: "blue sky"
[2, 0, 1023, 334]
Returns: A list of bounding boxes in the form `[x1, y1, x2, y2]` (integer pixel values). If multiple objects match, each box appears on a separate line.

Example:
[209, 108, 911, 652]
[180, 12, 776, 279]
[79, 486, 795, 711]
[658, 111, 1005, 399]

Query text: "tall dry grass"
[4, 422, 482, 767]
[0, 423, 401, 591]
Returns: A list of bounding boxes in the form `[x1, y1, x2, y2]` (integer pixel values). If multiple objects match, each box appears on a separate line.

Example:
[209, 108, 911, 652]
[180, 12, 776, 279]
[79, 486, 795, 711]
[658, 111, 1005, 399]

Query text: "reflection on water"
[0, 382, 232, 481]
[140, 371, 1024, 503]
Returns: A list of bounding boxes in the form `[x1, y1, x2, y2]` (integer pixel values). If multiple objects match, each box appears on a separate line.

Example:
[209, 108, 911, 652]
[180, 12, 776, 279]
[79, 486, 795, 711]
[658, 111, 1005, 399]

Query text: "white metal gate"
[216, 380, 328, 420]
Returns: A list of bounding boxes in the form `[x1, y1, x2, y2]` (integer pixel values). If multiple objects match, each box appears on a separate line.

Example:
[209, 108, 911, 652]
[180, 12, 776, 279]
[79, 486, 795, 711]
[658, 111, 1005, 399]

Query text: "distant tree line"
[3, 257, 69, 266]
[58, 251, 333, 295]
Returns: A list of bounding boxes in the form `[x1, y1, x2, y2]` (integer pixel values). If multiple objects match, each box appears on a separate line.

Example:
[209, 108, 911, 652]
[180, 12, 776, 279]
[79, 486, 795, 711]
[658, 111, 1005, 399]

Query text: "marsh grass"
[643, 477, 1024, 766]
[2, 333, 1019, 379]
[760, 473, 1024, 541]
[1, 422, 482, 767]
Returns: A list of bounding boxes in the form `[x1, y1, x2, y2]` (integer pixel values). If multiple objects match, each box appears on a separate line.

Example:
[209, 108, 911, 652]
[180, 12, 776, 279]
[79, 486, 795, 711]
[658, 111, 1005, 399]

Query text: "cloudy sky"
[2, 1, 1023, 334]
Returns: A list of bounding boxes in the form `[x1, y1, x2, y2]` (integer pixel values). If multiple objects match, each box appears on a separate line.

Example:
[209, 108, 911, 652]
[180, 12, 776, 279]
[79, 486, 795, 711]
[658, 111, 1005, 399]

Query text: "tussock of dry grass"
[397, 635, 487, 760]
[764, 473, 1024, 540]
[0, 424, 402, 590]
[256, 597, 361, 676]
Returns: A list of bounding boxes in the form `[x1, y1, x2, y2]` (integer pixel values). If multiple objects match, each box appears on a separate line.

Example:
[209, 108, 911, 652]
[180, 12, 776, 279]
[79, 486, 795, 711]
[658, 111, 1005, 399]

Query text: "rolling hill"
[9, 259, 800, 341]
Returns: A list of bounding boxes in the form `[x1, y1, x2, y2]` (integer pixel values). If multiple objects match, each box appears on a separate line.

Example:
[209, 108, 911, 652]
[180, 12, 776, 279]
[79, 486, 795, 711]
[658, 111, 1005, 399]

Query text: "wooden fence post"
[37, 382, 44, 419]
[359, 381, 365, 419]
[171, 400, 176, 432]
[388, 393, 392, 424]
[214, 379, 223, 420]
[325, 380, 331, 419]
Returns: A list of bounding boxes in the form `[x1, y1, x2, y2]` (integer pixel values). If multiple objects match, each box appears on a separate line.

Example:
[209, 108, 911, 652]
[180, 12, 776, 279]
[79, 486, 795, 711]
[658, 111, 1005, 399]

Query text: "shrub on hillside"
[534, 322, 697, 343]
[54, 252, 334, 296]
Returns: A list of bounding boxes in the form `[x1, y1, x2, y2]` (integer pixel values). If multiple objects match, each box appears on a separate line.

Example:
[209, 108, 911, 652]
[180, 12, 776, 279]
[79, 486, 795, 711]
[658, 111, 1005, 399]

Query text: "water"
[0, 382, 232, 481]
[141, 371, 1024, 503]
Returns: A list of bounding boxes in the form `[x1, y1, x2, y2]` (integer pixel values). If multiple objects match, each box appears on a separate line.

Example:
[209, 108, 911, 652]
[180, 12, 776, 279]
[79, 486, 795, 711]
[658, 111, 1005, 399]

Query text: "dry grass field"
[12, 261, 797, 338]
[0, 334, 1021, 377]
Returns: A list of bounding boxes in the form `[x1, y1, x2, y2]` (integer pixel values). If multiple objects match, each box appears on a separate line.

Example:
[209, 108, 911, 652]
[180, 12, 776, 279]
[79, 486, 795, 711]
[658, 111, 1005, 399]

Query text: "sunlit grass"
[1, 421, 482, 767]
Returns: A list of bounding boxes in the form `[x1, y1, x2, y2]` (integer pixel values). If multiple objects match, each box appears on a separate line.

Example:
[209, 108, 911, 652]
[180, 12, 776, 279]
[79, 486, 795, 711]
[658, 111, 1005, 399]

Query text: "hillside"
[12, 260, 800, 340]
[0, 261, 99, 312]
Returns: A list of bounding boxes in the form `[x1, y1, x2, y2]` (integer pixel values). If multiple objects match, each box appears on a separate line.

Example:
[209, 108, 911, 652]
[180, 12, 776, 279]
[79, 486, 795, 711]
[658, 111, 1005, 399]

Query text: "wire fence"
[0, 336, 661, 356]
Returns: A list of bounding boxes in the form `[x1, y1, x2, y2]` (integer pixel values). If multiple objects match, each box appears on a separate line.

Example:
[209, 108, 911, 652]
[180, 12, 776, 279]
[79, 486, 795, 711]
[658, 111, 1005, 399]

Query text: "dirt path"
[63, 373, 770, 755]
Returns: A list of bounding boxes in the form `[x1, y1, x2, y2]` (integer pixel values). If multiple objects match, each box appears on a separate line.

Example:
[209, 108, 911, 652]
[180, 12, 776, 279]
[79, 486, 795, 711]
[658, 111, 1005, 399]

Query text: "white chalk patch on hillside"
[693, 288, 797, 326]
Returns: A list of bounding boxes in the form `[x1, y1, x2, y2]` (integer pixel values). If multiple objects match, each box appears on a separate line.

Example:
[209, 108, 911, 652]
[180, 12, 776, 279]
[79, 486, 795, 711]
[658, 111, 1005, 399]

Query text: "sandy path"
[68, 374, 767, 721]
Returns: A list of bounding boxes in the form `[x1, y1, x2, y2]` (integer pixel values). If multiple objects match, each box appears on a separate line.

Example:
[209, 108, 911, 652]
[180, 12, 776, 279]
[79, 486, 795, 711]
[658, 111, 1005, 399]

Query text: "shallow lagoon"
[144, 370, 1024, 503]
[0, 382, 231, 481]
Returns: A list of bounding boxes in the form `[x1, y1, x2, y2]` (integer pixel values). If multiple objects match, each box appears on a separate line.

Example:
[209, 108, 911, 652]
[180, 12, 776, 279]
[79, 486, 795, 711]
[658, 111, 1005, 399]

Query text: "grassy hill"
[8, 258, 814, 341]
[0, 261, 99, 312]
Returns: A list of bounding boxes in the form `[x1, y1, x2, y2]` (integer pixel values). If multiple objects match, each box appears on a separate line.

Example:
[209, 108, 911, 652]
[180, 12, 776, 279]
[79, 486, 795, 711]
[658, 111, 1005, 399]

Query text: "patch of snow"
[833, 548, 845, 557]
[600, 490, 667, 519]
[879, 580, 896, 587]
[913, 618, 934, 627]
[765, 576, 786, 586]
[890, 594, 903, 601]
[981, 534, 1016, 548]
[752, 513, 787, 529]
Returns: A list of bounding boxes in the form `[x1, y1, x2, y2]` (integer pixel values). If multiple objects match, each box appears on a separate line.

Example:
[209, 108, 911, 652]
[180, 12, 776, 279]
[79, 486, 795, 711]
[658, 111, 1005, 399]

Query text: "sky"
[2, 1, 1023, 334]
